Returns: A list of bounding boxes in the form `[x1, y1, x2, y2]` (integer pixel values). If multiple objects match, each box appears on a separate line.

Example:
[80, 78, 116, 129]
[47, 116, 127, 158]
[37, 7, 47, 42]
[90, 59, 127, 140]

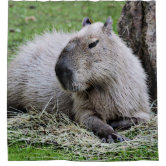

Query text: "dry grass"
[7, 102, 158, 161]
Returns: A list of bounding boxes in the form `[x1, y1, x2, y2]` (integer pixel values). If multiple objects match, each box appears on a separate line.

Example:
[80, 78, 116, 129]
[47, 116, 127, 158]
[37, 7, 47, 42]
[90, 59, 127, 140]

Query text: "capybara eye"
[88, 40, 99, 49]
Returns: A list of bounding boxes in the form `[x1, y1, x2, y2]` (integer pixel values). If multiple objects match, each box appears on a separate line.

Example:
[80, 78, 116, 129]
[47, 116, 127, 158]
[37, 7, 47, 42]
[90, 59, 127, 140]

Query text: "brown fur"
[8, 17, 151, 142]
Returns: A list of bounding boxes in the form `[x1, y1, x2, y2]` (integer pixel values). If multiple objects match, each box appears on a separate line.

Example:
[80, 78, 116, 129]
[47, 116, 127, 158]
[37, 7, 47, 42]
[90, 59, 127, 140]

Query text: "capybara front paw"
[101, 135, 114, 143]
[101, 133, 129, 143]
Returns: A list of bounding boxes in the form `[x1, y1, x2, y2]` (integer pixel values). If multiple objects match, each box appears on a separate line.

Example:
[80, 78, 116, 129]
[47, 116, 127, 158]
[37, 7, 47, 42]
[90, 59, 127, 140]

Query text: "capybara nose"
[55, 63, 73, 90]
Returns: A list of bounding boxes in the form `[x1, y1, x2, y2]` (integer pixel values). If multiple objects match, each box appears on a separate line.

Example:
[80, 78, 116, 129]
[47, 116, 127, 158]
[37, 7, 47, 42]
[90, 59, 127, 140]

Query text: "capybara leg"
[109, 117, 140, 130]
[83, 115, 128, 143]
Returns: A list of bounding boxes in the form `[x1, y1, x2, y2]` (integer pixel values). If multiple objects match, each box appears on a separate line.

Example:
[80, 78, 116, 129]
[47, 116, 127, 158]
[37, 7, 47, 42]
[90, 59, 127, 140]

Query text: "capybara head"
[55, 17, 115, 92]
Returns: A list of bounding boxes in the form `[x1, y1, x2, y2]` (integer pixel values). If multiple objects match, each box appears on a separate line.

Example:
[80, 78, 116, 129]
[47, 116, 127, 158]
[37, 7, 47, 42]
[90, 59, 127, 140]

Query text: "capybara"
[8, 17, 151, 143]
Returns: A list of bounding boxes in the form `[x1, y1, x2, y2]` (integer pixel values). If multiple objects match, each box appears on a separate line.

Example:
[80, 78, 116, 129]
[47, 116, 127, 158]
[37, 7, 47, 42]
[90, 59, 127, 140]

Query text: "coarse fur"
[8, 17, 151, 142]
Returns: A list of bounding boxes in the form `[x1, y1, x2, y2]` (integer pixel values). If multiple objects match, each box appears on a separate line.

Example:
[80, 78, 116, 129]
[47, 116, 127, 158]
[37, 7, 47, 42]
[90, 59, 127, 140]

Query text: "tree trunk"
[118, 1, 157, 105]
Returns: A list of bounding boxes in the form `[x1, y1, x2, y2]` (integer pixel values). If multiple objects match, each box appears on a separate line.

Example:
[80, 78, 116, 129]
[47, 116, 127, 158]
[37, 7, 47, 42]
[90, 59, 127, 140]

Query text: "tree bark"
[118, 1, 157, 104]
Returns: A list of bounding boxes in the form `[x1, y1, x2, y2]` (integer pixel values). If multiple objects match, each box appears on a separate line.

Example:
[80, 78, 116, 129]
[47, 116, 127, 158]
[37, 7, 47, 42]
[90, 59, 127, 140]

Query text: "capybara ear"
[103, 16, 113, 36]
[82, 17, 92, 27]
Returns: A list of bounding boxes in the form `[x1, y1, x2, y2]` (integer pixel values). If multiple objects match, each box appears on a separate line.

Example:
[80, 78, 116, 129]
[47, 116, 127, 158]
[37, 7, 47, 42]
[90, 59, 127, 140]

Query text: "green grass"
[8, 143, 66, 161]
[8, 1, 124, 61]
[8, 1, 158, 162]
[8, 142, 158, 161]
[8, 142, 87, 161]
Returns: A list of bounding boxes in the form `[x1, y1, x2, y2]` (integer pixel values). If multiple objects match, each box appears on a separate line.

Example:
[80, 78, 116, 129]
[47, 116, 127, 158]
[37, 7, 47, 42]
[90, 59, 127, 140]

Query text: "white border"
[0, 0, 8, 164]
[1, 0, 165, 165]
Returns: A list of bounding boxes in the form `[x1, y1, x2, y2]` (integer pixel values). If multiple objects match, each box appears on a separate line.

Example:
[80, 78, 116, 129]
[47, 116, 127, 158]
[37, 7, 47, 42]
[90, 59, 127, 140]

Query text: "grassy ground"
[8, 142, 158, 161]
[8, 1, 124, 61]
[8, 1, 158, 161]
[8, 109, 158, 161]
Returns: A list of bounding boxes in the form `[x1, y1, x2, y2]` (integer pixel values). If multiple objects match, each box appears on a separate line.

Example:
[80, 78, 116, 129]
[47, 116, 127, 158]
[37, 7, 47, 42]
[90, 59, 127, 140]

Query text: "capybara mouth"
[56, 78, 80, 93]
[57, 78, 74, 92]
[58, 80, 90, 93]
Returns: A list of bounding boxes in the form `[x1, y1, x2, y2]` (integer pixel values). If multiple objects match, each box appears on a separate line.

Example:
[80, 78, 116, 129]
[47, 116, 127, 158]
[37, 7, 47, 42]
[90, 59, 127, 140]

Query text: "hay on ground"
[7, 105, 158, 161]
